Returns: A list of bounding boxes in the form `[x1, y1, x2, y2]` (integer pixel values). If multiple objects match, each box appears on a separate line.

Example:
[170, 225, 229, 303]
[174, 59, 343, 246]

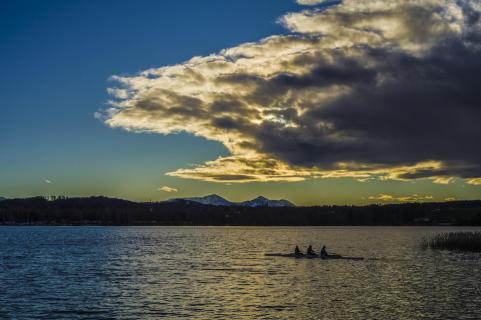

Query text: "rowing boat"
[265, 253, 364, 260]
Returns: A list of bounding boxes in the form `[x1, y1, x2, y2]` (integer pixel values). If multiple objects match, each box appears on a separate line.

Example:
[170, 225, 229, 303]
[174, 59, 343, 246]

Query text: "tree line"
[1, 196, 481, 226]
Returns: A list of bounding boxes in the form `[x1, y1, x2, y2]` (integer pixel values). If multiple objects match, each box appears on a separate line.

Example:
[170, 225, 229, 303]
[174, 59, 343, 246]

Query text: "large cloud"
[103, 0, 481, 184]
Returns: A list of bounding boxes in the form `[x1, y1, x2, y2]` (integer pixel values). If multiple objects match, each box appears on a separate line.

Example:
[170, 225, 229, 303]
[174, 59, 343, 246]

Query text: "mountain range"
[0, 197, 6, 201]
[166, 194, 295, 207]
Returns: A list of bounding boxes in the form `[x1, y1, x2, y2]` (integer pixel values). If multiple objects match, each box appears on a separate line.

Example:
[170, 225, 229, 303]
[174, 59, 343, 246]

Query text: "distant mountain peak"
[205, 194, 224, 199]
[240, 196, 295, 208]
[167, 194, 233, 206]
[166, 195, 295, 207]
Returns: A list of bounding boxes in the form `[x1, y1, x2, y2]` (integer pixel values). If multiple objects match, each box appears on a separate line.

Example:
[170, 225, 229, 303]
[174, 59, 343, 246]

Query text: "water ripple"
[1, 226, 481, 319]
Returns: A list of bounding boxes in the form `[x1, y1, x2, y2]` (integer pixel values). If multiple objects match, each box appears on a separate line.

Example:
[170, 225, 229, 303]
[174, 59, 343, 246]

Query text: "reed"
[422, 232, 481, 252]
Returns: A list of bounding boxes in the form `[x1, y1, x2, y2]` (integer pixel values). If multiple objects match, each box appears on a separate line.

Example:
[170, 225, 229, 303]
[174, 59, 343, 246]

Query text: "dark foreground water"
[1, 226, 481, 319]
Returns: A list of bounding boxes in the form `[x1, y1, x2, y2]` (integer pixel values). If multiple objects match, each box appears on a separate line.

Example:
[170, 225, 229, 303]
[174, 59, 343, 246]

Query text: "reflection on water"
[1, 226, 481, 319]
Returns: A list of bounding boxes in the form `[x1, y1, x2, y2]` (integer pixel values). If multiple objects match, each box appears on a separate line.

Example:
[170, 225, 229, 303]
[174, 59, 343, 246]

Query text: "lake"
[1, 226, 481, 319]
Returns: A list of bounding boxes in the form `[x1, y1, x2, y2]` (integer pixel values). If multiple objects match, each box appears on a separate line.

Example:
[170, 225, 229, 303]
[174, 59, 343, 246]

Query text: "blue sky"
[0, 0, 301, 201]
[1, 0, 480, 204]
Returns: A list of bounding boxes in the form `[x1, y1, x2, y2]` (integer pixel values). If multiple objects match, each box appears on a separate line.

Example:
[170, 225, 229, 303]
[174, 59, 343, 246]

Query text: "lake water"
[1, 226, 481, 319]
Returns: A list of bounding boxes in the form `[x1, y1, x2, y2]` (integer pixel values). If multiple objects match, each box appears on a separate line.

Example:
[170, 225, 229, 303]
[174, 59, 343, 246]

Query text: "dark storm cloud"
[244, 36, 481, 180]
[105, 0, 481, 183]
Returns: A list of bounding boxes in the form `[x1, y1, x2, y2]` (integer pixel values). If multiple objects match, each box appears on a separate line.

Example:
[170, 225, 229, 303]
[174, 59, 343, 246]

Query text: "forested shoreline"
[1, 196, 481, 226]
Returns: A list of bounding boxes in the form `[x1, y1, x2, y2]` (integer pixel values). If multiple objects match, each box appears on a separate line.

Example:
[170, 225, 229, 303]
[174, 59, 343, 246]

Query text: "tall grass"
[422, 232, 481, 252]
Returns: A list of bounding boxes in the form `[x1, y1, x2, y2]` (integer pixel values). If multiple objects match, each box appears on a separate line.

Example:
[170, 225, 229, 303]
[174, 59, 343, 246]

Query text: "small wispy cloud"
[445, 197, 457, 201]
[158, 186, 178, 193]
[467, 178, 481, 185]
[296, 0, 333, 5]
[431, 177, 455, 185]
[94, 111, 103, 120]
[45, 179, 52, 184]
[368, 194, 434, 203]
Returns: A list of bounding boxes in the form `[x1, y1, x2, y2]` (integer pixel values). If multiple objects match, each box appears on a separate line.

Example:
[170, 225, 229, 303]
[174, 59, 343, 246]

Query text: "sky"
[1, 0, 481, 205]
